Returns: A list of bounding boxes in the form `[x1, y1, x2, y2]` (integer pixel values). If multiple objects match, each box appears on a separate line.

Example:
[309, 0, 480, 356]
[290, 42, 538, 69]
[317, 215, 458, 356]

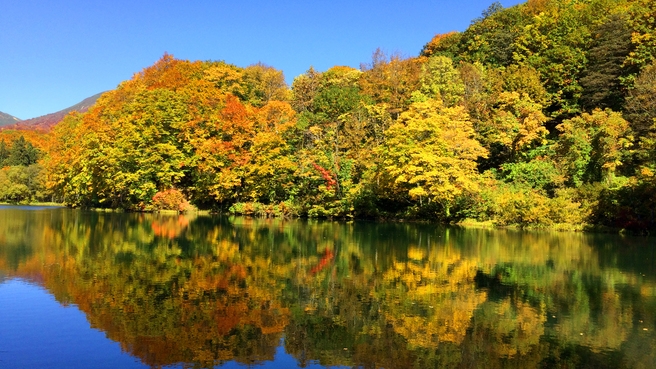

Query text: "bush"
[481, 181, 585, 228]
[151, 188, 190, 212]
[593, 180, 656, 232]
[229, 201, 299, 218]
[498, 159, 564, 193]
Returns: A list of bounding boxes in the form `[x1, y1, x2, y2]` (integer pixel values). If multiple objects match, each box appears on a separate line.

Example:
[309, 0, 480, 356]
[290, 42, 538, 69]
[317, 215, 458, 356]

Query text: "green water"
[1, 205, 655, 368]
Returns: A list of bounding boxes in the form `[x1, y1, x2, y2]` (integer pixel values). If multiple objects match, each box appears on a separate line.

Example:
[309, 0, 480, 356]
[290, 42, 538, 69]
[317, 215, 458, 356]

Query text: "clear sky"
[0, 0, 523, 120]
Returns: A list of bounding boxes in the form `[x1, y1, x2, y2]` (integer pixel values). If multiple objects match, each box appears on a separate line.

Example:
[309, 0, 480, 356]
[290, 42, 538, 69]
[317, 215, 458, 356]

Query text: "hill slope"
[0, 111, 22, 127]
[1, 92, 104, 131]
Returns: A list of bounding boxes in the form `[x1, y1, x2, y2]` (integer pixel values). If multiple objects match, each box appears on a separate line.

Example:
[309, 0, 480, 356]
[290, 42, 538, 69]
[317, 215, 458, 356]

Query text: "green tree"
[0, 164, 46, 203]
[459, 2, 530, 66]
[290, 66, 374, 217]
[511, 0, 604, 117]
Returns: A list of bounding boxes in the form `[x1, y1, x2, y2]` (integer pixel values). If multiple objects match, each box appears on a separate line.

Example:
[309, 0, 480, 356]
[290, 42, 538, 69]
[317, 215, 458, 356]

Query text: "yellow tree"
[477, 91, 548, 165]
[242, 101, 298, 203]
[416, 55, 465, 107]
[555, 108, 633, 186]
[358, 49, 422, 117]
[377, 99, 487, 219]
[242, 62, 289, 106]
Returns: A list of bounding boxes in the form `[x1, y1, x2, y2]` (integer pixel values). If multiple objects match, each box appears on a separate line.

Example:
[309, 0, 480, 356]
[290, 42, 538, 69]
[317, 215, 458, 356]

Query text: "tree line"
[2, 0, 656, 230]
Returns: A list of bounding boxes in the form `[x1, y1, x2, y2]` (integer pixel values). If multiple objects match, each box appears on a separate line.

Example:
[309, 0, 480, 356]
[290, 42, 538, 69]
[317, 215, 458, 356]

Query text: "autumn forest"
[2, 0, 656, 231]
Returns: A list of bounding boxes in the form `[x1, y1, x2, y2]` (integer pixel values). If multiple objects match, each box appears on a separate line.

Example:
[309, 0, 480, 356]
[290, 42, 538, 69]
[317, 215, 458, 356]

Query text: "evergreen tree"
[580, 14, 635, 112]
[625, 61, 656, 136]
[0, 141, 8, 166]
[6, 136, 39, 166]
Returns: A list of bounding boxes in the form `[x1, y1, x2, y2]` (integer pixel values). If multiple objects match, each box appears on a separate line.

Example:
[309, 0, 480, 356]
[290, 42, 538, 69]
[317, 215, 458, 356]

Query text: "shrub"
[151, 188, 190, 212]
[481, 181, 585, 228]
[229, 201, 300, 218]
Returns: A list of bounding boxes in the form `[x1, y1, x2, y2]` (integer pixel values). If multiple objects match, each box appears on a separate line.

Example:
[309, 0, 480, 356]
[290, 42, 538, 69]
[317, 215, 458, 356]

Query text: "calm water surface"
[0, 206, 655, 369]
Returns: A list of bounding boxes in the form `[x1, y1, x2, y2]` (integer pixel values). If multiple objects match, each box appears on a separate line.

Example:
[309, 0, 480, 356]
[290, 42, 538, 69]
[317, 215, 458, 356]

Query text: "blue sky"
[1, 0, 523, 120]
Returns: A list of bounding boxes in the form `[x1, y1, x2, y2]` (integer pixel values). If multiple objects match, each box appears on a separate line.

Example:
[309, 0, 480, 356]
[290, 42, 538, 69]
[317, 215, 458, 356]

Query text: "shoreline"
[1, 202, 648, 236]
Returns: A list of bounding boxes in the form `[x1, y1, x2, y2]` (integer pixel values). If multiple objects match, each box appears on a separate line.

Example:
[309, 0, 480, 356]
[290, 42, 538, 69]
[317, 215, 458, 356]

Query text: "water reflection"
[0, 207, 655, 368]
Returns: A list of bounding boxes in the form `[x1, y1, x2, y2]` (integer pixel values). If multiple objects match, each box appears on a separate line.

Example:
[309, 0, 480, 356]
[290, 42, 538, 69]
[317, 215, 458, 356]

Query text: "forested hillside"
[2, 0, 656, 231]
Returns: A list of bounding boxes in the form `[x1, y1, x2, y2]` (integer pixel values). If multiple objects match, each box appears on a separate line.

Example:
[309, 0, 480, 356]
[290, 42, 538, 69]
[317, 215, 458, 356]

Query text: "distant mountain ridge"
[0, 92, 104, 132]
[0, 111, 22, 127]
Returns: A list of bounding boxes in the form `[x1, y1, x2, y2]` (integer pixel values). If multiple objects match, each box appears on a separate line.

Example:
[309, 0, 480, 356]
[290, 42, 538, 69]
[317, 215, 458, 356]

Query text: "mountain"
[0, 111, 22, 127]
[0, 92, 104, 132]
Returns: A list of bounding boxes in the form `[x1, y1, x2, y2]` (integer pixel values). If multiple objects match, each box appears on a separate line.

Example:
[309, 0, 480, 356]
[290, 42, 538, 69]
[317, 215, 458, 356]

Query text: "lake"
[0, 205, 655, 369]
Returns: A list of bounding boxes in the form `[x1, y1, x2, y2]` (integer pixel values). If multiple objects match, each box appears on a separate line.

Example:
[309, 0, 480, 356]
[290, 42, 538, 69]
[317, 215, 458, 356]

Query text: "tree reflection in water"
[1, 208, 655, 369]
